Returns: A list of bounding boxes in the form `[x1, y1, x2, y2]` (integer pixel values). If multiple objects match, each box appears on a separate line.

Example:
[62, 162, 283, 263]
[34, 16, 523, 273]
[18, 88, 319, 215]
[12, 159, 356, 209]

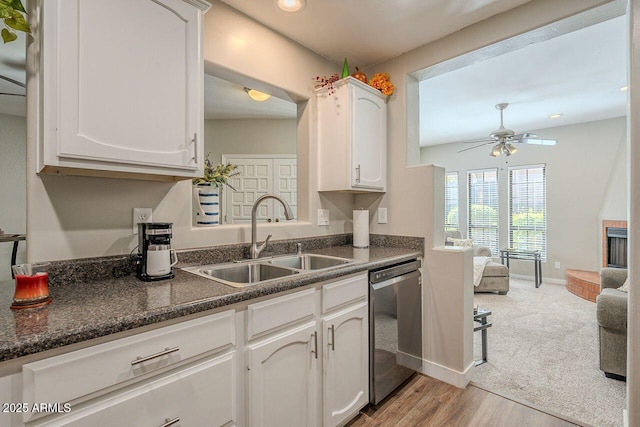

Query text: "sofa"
[596, 267, 628, 380]
[445, 231, 509, 294]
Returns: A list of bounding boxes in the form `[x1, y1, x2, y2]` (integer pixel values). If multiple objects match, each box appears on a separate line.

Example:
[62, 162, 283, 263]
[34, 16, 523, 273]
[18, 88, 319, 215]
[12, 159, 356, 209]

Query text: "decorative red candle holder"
[10, 263, 52, 310]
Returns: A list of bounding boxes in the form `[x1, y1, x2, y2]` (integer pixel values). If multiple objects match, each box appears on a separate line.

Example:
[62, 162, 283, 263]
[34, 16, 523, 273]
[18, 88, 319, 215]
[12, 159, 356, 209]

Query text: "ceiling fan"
[458, 103, 557, 157]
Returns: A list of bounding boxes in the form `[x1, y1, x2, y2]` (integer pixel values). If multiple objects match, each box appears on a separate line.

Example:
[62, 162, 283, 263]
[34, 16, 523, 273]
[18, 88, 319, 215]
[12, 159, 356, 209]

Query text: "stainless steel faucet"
[250, 193, 294, 259]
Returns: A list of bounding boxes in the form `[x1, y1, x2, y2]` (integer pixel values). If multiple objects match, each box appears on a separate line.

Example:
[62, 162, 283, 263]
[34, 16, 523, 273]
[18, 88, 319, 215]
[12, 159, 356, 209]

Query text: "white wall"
[0, 113, 26, 280]
[421, 117, 627, 280]
[26, 0, 352, 262]
[205, 118, 296, 164]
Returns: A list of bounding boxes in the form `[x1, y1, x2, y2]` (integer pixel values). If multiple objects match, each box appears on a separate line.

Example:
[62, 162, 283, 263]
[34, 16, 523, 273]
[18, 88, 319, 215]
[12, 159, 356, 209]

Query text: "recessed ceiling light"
[620, 85, 629, 91]
[549, 114, 563, 119]
[275, 0, 306, 12]
[244, 87, 271, 102]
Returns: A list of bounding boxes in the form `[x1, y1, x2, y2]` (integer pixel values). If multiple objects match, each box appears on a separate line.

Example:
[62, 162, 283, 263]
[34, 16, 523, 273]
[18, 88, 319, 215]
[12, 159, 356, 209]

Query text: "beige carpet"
[473, 278, 626, 427]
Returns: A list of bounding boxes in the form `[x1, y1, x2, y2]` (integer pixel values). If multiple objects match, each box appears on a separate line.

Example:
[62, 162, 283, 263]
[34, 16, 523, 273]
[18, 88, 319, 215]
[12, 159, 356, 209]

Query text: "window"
[445, 172, 459, 231]
[467, 169, 499, 255]
[509, 165, 546, 260]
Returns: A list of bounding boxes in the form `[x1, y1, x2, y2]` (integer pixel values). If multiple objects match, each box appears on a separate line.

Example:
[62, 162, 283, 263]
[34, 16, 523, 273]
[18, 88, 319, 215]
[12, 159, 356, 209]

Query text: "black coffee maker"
[137, 222, 177, 281]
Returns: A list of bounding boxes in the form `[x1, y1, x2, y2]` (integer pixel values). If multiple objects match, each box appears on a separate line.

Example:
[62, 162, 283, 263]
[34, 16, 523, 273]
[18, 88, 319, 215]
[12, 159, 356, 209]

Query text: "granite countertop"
[0, 244, 421, 363]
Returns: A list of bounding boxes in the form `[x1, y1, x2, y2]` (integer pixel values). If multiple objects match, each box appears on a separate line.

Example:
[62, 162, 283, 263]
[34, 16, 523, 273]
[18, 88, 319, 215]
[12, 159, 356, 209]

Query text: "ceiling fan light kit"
[458, 103, 557, 156]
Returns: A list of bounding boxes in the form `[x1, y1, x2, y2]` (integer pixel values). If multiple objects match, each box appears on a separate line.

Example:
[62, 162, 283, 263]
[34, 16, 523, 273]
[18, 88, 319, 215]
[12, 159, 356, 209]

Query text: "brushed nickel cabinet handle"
[355, 164, 361, 183]
[131, 346, 179, 366]
[159, 417, 180, 427]
[311, 331, 318, 359]
[329, 325, 336, 351]
[191, 133, 198, 164]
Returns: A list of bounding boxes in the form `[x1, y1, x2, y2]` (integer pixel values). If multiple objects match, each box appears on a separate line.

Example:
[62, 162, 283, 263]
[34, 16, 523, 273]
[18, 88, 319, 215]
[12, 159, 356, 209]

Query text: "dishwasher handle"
[370, 270, 420, 291]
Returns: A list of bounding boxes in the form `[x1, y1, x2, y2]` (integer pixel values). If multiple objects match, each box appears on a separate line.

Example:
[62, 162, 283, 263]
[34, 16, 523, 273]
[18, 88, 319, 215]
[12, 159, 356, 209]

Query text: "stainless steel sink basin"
[183, 263, 298, 288]
[182, 253, 354, 288]
[267, 254, 352, 270]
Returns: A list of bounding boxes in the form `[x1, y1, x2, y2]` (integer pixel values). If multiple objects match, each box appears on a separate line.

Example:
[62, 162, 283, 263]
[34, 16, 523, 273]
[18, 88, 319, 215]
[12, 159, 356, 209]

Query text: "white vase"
[193, 183, 220, 226]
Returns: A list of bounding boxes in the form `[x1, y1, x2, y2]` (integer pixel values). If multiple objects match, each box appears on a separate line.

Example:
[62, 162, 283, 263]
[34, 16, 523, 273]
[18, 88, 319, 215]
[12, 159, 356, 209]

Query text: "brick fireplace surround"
[565, 220, 627, 302]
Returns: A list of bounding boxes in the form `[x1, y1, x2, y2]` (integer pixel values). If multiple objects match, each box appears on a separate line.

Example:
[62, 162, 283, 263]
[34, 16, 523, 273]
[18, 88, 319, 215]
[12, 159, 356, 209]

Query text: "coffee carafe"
[137, 222, 178, 281]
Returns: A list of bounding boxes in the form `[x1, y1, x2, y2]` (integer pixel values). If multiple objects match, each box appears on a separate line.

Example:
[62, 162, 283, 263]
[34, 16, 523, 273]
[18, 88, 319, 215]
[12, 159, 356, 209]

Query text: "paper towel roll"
[353, 210, 369, 248]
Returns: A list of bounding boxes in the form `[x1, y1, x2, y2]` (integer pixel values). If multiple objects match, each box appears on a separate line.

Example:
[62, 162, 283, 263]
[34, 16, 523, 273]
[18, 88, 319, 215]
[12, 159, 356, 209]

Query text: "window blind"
[508, 165, 547, 260]
[445, 171, 459, 231]
[467, 168, 499, 255]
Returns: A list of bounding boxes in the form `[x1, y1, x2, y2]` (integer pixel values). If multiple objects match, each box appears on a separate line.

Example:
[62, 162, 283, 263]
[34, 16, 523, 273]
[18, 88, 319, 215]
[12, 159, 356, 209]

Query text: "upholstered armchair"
[596, 268, 628, 380]
[444, 230, 509, 294]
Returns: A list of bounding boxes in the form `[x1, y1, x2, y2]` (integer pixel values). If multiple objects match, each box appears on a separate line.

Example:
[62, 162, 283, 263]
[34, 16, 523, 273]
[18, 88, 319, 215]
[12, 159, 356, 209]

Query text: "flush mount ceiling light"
[549, 113, 563, 119]
[244, 87, 271, 102]
[620, 85, 629, 91]
[275, 0, 306, 12]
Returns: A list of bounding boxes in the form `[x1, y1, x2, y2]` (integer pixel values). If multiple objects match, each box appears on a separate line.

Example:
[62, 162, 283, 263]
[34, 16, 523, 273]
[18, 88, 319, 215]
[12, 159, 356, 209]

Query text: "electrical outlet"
[318, 209, 330, 226]
[378, 208, 388, 224]
[554, 261, 560, 269]
[133, 208, 153, 234]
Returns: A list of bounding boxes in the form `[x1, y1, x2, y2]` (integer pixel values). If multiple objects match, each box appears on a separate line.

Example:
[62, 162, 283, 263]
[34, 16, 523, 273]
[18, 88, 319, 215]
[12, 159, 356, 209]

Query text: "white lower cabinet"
[246, 322, 319, 427]
[33, 353, 236, 427]
[245, 272, 369, 427]
[322, 302, 369, 427]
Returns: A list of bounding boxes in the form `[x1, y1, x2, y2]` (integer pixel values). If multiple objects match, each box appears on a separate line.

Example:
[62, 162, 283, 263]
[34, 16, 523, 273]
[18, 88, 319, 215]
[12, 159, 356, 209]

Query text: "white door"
[247, 322, 319, 427]
[351, 85, 386, 190]
[273, 158, 298, 221]
[224, 156, 297, 224]
[322, 302, 369, 427]
[49, 0, 201, 172]
[225, 158, 272, 224]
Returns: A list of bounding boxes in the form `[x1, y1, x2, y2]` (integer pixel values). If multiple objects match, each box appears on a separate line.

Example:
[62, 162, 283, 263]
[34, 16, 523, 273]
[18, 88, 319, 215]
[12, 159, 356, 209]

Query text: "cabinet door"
[43, 0, 205, 176]
[350, 85, 386, 190]
[322, 302, 369, 427]
[33, 353, 236, 427]
[247, 322, 319, 427]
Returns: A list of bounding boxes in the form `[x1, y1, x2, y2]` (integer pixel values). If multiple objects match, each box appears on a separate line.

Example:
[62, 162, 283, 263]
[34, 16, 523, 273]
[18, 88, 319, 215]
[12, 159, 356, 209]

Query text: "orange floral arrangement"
[368, 73, 394, 96]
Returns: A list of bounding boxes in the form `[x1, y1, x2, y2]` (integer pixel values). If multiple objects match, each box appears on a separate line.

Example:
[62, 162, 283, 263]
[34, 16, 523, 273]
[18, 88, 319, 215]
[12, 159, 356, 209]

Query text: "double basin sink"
[182, 253, 354, 288]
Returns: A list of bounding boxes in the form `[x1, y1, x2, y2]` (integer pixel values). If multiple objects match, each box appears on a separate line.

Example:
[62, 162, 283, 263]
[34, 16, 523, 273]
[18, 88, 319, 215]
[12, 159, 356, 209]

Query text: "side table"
[500, 248, 542, 288]
[474, 307, 492, 366]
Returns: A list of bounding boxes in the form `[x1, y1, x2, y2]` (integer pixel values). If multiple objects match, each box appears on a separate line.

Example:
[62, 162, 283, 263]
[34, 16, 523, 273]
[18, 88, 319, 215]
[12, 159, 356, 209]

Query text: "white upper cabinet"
[36, 0, 210, 180]
[317, 77, 387, 192]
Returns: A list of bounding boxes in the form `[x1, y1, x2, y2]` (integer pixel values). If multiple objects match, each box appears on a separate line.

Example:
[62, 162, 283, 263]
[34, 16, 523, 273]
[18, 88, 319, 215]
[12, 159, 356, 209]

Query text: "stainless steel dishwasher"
[369, 259, 422, 405]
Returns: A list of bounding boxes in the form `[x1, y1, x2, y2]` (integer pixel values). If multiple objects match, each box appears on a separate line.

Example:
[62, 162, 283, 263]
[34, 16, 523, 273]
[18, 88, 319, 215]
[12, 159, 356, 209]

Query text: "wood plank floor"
[347, 374, 582, 427]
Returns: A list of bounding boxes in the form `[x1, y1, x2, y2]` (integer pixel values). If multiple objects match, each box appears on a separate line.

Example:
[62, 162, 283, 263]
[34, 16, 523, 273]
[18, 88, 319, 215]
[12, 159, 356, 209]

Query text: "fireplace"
[602, 220, 628, 268]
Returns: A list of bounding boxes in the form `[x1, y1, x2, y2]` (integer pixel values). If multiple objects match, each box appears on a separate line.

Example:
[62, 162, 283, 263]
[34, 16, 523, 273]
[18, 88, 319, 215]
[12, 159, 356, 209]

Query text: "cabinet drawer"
[247, 288, 316, 340]
[33, 353, 236, 427]
[23, 310, 235, 415]
[322, 273, 368, 313]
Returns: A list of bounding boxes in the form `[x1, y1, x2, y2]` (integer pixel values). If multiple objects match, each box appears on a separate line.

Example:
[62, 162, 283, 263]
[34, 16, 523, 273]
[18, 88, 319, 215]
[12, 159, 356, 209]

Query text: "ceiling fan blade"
[457, 137, 496, 144]
[523, 138, 557, 146]
[511, 132, 557, 146]
[457, 142, 492, 153]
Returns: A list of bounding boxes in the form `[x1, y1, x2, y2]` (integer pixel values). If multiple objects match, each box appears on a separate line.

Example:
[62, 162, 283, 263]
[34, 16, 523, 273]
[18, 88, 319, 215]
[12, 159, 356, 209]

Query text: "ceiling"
[419, 15, 627, 147]
[218, 0, 532, 68]
[204, 74, 297, 120]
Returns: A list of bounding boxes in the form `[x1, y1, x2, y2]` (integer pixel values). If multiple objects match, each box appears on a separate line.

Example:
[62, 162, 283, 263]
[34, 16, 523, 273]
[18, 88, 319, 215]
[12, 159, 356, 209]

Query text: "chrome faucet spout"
[250, 194, 294, 259]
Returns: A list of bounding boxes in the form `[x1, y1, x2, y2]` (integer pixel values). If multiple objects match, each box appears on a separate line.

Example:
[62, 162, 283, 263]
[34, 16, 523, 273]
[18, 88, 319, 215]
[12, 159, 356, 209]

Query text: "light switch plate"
[318, 209, 330, 226]
[378, 208, 388, 224]
[133, 208, 153, 234]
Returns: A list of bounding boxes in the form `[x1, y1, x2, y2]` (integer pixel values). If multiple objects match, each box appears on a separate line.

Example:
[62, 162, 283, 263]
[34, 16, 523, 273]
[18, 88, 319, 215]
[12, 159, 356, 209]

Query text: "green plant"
[192, 152, 239, 190]
[1, 0, 30, 44]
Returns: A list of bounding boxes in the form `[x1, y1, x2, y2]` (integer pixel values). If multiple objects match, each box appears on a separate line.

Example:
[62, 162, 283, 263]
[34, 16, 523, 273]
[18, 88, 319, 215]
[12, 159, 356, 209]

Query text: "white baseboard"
[421, 359, 475, 389]
[509, 273, 566, 285]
